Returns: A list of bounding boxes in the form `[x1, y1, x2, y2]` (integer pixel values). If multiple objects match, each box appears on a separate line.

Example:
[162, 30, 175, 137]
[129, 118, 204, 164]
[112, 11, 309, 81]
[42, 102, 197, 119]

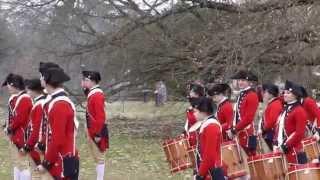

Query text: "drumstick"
[257, 134, 269, 154]
[234, 135, 243, 163]
[194, 148, 200, 174]
[242, 149, 250, 176]
[257, 134, 262, 154]
[260, 135, 271, 153]
[306, 122, 315, 137]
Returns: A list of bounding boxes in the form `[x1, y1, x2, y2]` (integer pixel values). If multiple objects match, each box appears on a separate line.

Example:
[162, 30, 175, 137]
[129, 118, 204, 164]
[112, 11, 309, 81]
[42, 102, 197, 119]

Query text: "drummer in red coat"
[274, 80, 308, 165]
[37, 66, 79, 179]
[207, 83, 233, 142]
[260, 83, 283, 150]
[299, 86, 320, 135]
[81, 70, 108, 180]
[185, 82, 206, 147]
[20, 79, 46, 170]
[229, 70, 259, 156]
[2, 73, 33, 179]
[192, 97, 225, 180]
[299, 86, 320, 163]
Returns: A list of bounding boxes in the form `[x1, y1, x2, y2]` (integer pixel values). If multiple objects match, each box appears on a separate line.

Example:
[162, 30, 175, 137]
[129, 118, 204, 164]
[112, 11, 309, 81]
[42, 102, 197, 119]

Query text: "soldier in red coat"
[2, 73, 33, 180]
[299, 86, 320, 163]
[185, 82, 206, 147]
[36, 62, 60, 155]
[207, 83, 233, 142]
[192, 97, 225, 180]
[81, 70, 108, 180]
[18, 79, 46, 178]
[37, 66, 79, 180]
[299, 86, 320, 135]
[230, 70, 259, 156]
[259, 83, 284, 150]
[274, 80, 307, 165]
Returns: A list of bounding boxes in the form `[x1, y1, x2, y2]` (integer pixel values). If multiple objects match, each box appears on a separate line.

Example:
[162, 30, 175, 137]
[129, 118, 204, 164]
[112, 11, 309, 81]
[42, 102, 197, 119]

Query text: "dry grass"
[106, 101, 188, 120]
[0, 101, 194, 180]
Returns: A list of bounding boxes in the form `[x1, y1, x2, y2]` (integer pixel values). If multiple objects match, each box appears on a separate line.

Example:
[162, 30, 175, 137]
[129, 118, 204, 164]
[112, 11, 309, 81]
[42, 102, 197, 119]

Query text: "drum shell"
[302, 137, 320, 162]
[248, 152, 286, 180]
[221, 141, 247, 178]
[162, 135, 196, 173]
[286, 163, 320, 180]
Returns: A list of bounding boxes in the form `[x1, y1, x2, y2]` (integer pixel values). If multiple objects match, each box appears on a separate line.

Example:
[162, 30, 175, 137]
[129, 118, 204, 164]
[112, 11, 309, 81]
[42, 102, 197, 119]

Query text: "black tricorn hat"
[262, 83, 279, 97]
[189, 83, 205, 97]
[39, 62, 60, 75]
[82, 70, 101, 83]
[192, 97, 214, 114]
[248, 71, 258, 82]
[284, 80, 303, 98]
[207, 83, 230, 96]
[231, 70, 258, 81]
[2, 73, 25, 90]
[299, 86, 308, 98]
[42, 67, 70, 86]
[25, 78, 44, 92]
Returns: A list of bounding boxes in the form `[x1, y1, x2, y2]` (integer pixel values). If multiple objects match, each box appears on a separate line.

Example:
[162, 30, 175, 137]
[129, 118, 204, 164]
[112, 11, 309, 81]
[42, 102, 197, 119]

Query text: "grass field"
[0, 101, 195, 180]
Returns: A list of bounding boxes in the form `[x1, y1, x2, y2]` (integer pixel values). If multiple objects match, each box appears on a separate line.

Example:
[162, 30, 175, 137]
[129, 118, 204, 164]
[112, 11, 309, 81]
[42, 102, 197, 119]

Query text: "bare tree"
[0, 0, 320, 99]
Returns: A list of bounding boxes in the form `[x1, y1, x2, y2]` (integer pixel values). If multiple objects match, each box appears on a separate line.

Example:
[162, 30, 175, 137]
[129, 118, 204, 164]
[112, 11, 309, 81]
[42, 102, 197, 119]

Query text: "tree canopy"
[0, 0, 319, 97]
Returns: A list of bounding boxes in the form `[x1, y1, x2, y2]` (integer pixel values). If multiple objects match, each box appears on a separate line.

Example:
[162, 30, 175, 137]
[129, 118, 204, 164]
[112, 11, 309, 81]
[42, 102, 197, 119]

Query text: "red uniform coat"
[7, 94, 17, 128]
[38, 96, 50, 152]
[216, 98, 233, 141]
[86, 86, 108, 152]
[302, 97, 320, 128]
[25, 95, 46, 165]
[234, 87, 259, 154]
[185, 108, 197, 147]
[263, 97, 283, 131]
[44, 89, 78, 177]
[274, 102, 307, 164]
[8, 91, 33, 148]
[198, 117, 223, 177]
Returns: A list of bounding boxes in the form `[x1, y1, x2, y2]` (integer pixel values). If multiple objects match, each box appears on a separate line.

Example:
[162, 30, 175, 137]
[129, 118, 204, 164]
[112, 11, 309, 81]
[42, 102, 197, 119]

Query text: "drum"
[248, 152, 286, 180]
[222, 141, 247, 178]
[162, 135, 196, 173]
[286, 163, 320, 180]
[302, 137, 320, 162]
